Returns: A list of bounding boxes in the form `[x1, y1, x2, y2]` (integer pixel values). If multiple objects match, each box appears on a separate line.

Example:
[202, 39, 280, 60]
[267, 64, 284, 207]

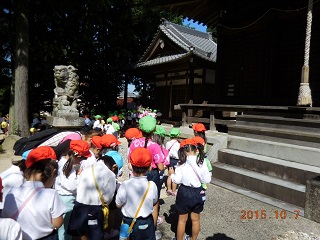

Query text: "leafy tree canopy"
[0, 0, 182, 117]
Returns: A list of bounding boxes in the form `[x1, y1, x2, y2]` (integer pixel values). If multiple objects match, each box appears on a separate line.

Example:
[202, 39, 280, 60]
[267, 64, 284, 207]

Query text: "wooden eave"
[131, 52, 215, 77]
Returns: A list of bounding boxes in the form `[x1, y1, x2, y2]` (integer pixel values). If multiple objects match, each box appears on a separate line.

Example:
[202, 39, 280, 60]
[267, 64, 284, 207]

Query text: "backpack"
[13, 129, 59, 156]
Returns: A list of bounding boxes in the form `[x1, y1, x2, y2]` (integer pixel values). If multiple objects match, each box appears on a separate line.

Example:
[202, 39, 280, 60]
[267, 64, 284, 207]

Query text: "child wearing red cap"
[68, 152, 116, 239]
[54, 140, 92, 240]
[116, 148, 158, 240]
[169, 139, 211, 240]
[124, 128, 143, 148]
[2, 146, 66, 240]
[99, 134, 123, 178]
[192, 123, 208, 154]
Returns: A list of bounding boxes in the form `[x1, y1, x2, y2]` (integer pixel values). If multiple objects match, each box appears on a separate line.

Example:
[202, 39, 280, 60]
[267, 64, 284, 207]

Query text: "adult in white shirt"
[2, 146, 66, 240]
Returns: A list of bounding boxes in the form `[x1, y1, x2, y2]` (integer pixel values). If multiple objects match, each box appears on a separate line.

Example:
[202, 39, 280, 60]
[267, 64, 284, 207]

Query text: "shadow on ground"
[206, 233, 235, 240]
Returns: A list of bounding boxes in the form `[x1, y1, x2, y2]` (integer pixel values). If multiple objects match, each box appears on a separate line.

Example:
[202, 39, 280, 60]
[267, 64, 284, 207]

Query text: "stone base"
[46, 116, 84, 130]
[305, 176, 320, 223]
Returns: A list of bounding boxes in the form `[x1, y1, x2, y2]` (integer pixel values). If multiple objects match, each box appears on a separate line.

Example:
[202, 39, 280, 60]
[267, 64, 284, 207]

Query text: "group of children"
[0, 115, 212, 240]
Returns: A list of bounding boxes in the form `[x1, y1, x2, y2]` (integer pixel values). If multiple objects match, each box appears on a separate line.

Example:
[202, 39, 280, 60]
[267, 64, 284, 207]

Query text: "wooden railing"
[178, 103, 320, 131]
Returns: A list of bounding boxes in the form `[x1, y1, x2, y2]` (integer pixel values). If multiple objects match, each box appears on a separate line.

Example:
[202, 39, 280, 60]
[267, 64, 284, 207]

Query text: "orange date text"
[240, 209, 300, 220]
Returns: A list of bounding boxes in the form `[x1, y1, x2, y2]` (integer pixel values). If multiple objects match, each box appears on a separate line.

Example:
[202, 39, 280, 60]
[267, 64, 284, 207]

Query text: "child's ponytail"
[196, 144, 205, 166]
[63, 150, 78, 178]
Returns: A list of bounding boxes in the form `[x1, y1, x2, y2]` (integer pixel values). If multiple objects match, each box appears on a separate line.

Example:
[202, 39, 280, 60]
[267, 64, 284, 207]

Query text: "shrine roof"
[134, 19, 216, 69]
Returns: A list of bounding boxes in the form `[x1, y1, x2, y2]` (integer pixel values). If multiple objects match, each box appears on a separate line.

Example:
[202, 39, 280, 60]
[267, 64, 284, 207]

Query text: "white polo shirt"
[0, 218, 22, 240]
[2, 181, 66, 240]
[0, 165, 24, 209]
[165, 139, 180, 160]
[76, 161, 116, 205]
[170, 155, 212, 188]
[115, 176, 158, 218]
[80, 150, 97, 169]
[54, 156, 78, 196]
[104, 124, 115, 134]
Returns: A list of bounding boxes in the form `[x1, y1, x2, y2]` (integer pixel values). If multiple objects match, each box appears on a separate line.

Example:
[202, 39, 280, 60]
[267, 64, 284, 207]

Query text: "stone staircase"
[212, 112, 320, 214]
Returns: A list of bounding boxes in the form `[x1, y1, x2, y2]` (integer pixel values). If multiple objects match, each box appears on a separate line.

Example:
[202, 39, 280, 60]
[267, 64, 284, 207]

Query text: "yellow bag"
[92, 165, 109, 230]
[102, 205, 109, 230]
[1, 121, 7, 128]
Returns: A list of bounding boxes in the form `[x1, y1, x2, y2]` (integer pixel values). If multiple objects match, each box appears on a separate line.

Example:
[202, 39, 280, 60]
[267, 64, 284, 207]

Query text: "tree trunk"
[10, 0, 29, 137]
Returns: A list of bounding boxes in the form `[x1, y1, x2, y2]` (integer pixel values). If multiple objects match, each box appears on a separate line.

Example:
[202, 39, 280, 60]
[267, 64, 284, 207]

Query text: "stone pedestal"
[305, 176, 320, 223]
[46, 116, 84, 130]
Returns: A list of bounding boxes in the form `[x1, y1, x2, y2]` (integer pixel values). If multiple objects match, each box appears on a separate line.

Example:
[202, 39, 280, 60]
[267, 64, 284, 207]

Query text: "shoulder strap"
[190, 164, 202, 184]
[128, 181, 150, 234]
[168, 140, 178, 151]
[91, 165, 105, 207]
[11, 187, 42, 220]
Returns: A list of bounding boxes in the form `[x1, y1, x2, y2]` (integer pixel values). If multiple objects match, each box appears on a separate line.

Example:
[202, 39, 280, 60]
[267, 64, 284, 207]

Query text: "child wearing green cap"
[129, 116, 166, 236]
[165, 128, 181, 196]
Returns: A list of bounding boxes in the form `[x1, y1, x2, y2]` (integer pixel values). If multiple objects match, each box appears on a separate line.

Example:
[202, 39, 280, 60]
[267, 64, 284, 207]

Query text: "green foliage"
[0, 0, 182, 117]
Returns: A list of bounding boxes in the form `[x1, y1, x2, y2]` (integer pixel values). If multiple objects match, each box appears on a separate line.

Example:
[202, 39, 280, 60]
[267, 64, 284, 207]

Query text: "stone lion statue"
[52, 65, 79, 117]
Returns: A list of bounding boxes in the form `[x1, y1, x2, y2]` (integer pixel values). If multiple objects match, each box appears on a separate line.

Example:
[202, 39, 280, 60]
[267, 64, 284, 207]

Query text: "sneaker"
[185, 235, 191, 240]
[155, 230, 162, 240]
[157, 216, 164, 225]
[104, 229, 120, 239]
[166, 190, 173, 196]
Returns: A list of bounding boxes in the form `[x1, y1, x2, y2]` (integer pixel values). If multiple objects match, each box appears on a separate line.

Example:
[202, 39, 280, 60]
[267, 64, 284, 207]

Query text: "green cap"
[154, 125, 166, 137]
[169, 128, 180, 137]
[107, 117, 113, 123]
[94, 115, 102, 119]
[139, 115, 157, 133]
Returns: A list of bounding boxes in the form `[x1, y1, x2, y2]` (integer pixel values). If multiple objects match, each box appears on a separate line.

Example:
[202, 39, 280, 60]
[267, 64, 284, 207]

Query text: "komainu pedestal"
[46, 65, 83, 129]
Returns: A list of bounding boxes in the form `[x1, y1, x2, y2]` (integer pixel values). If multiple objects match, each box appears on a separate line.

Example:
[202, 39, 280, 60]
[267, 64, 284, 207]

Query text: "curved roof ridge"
[162, 19, 210, 39]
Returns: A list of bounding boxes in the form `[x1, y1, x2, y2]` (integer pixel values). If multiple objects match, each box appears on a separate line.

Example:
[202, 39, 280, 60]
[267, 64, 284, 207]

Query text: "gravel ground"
[1, 135, 320, 240]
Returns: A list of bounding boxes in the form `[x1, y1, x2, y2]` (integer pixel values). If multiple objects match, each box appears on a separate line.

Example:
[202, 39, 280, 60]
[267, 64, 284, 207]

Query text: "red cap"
[192, 136, 205, 146]
[111, 116, 119, 122]
[129, 148, 152, 167]
[26, 146, 57, 168]
[91, 136, 102, 149]
[192, 123, 206, 132]
[180, 138, 197, 148]
[101, 134, 121, 148]
[70, 140, 92, 158]
[125, 128, 143, 140]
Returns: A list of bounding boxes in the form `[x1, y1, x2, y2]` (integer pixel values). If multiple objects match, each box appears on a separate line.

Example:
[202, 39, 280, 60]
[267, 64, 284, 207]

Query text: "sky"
[128, 19, 207, 93]
[183, 18, 207, 32]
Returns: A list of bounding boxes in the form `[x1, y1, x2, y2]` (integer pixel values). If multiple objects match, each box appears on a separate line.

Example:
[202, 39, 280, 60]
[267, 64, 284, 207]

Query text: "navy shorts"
[175, 185, 206, 214]
[67, 201, 104, 240]
[147, 169, 161, 199]
[169, 158, 179, 169]
[123, 215, 155, 240]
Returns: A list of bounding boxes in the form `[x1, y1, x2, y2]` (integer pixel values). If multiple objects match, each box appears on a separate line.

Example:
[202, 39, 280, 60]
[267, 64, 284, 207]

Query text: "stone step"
[218, 149, 320, 185]
[212, 162, 306, 207]
[236, 114, 320, 133]
[227, 135, 320, 167]
[211, 178, 304, 216]
[228, 124, 320, 148]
